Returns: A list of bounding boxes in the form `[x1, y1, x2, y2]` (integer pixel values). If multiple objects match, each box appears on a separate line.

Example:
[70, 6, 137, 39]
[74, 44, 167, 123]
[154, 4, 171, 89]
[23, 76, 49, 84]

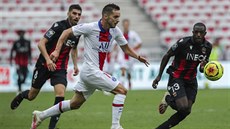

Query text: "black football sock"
[18, 80, 22, 92]
[166, 95, 177, 110]
[49, 96, 64, 129]
[21, 90, 29, 99]
[156, 110, 189, 129]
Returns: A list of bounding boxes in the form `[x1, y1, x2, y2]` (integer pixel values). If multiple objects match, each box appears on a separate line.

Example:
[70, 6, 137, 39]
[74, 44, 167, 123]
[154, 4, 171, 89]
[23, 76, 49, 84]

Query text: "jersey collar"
[98, 19, 108, 33]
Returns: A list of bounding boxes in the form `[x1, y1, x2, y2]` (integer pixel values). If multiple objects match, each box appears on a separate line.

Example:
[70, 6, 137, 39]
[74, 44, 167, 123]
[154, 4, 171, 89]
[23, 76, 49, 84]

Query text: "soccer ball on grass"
[204, 61, 224, 81]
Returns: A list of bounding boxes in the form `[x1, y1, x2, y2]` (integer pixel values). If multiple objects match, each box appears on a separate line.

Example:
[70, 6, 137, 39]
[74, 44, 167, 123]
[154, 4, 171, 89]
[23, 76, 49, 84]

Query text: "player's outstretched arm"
[120, 44, 149, 67]
[50, 28, 73, 62]
[152, 49, 172, 89]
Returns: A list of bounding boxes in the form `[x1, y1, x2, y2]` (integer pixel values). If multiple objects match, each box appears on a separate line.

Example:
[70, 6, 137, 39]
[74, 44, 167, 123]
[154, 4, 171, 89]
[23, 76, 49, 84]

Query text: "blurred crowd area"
[1, 0, 230, 65]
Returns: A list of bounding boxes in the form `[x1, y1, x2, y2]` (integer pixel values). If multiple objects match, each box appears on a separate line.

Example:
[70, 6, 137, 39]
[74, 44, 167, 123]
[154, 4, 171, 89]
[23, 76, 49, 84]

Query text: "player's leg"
[21, 66, 28, 84]
[10, 66, 48, 110]
[16, 67, 22, 93]
[31, 91, 87, 129]
[49, 70, 67, 129]
[110, 83, 127, 129]
[156, 78, 191, 129]
[120, 67, 126, 86]
[127, 72, 131, 90]
[156, 96, 191, 129]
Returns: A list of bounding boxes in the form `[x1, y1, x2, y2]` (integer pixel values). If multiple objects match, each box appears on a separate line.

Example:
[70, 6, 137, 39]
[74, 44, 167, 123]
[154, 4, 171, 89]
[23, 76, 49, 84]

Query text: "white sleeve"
[115, 27, 128, 46]
[71, 23, 92, 36]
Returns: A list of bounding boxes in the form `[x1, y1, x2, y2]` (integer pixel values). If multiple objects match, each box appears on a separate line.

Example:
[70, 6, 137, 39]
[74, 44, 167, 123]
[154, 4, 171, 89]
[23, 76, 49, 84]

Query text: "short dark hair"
[193, 22, 206, 31]
[102, 3, 120, 15]
[69, 4, 82, 12]
[122, 18, 129, 23]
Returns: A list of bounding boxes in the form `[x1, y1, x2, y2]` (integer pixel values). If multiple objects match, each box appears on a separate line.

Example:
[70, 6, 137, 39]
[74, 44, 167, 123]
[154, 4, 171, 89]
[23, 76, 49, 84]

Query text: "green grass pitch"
[0, 89, 229, 129]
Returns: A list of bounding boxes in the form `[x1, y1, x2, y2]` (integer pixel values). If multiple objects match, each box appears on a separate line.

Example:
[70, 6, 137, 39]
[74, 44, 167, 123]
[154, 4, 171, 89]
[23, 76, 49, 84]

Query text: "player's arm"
[120, 44, 149, 67]
[10, 43, 16, 65]
[28, 41, 32, 65]
[50, 28, 73, 62]
[71, 46, 79, 76]
[38, 38, 56, 71]
[152, 48, 174, 89]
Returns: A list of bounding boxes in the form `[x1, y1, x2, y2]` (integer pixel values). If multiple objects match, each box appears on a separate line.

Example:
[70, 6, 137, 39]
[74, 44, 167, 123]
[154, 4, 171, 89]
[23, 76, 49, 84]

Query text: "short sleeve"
[170, 38, 184, 55]
[114, 27, 128, 46]
[44, 22, 63, 41]
[72, 23, 92, 36]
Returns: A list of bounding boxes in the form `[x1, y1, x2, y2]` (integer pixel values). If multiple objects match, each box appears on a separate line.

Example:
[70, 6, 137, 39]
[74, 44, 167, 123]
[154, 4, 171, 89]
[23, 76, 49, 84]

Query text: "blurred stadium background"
[0, 0, 230, 129]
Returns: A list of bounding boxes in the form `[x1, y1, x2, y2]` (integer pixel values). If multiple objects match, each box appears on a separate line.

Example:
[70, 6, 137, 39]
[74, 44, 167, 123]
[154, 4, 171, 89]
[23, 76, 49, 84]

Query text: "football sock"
[48, 97, 64, 129]
[21, 90, 29, 99]
[112, 94, 126, 126]
[166, 95, 177, 110]
[39, 100, 71, 121]
[156, 111, 189, 129]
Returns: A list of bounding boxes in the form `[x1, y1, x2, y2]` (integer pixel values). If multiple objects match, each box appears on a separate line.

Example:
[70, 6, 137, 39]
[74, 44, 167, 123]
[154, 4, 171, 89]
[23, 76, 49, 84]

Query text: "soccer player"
[152, 22, 212, 129]
[10, 4, 82, 129]
[10, 30, 32, 94]
[118, 19, 142, 90]
[30, 3, 149, 129]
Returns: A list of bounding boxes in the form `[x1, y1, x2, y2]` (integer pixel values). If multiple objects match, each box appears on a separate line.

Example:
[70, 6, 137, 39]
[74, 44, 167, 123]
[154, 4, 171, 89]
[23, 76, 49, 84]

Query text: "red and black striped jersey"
[36, 19, 80, 70]
[167, 36, 212, 80]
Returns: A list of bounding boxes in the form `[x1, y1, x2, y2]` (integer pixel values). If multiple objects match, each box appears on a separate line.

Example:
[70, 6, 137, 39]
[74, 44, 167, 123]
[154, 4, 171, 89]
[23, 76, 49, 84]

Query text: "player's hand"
[50, 50, 59, 63]
[46, 59, 56, 71]
[138, 56, 150, 67]
[73, 66, 79, 76]
[152, 76, 161, 89]
[200, 60, 208, 72]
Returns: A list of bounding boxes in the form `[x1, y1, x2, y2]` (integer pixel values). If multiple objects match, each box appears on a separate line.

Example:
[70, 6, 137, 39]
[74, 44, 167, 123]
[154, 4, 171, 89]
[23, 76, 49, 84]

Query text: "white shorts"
[74, 64, 119, 99]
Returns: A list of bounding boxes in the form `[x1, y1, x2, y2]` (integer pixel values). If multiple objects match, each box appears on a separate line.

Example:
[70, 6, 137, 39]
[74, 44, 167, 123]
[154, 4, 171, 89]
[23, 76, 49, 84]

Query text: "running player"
[10, 30, 32, 94]
[10, 4, 82, 129]
[152, 22, 212, 129]
[30, 3, 149, 129]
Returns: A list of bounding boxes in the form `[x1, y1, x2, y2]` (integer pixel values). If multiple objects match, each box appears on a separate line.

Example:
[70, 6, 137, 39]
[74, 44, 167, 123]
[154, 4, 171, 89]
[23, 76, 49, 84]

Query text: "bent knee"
[116, 88, 127, 95]
[178, 107, 191, 116]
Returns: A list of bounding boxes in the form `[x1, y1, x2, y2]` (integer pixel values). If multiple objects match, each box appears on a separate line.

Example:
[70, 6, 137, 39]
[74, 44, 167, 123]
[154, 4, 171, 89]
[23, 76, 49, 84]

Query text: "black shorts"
[167, 76, 198, 103]
[31, 65, 67, 89]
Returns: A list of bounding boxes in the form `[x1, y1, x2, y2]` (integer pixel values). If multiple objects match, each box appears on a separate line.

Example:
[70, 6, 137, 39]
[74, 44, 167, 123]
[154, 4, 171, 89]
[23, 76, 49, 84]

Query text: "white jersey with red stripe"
[72, 20, 127, 71]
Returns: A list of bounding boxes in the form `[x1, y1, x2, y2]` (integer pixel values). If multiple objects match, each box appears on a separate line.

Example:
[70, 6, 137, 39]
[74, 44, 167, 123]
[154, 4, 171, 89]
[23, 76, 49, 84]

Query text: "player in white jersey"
[118, 19, 142, 90]
[30, 4, 149, 129]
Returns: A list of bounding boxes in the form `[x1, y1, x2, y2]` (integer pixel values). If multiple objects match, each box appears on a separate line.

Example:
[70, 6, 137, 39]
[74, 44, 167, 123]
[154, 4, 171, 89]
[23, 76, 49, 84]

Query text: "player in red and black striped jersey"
[152, 22, 212, 129]
[10, 30, 32, 93]
[10, 4, 82, 129]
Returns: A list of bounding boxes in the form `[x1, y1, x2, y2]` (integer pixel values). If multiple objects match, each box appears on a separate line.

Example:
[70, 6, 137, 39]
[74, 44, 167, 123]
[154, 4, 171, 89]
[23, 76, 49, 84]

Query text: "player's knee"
[178, 107, 191, 117]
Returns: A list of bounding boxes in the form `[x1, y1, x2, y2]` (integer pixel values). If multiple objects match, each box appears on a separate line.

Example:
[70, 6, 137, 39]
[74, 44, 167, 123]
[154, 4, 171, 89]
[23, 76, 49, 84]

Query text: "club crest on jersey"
[46, 29, 55, 38]
[111, 76, 117, 82]
[202, 47, 206, 54]
[190, 45, 193, 50]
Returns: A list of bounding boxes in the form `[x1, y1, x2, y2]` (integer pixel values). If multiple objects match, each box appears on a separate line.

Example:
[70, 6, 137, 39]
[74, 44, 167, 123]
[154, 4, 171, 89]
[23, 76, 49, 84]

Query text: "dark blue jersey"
[167, 36, 212, 80]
